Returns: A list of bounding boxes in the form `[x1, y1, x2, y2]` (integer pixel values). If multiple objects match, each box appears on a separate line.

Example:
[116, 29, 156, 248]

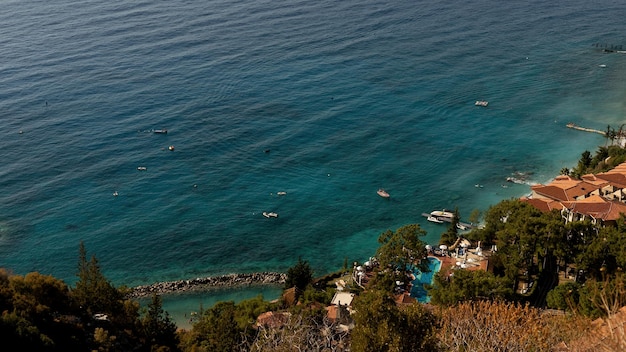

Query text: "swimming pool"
[411, 257, 442, 303]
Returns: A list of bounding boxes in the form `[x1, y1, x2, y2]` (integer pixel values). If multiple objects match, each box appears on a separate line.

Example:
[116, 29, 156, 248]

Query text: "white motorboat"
[475, 100, 488, 107]
[430, 210, 454, 219]
[427, 216, 444, 224]
[263, 212, 279, 218]
[377, 188, 390, 198]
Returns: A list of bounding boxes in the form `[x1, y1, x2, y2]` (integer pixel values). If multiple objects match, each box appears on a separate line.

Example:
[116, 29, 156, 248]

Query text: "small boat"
[377, 188, 390, 198]
[457, 223, 469, 231]
[427, 216, 444, 223]
[137, 166, 147, 171]
[168, 145, 175, 151]
[263, 212, 279, 218]
[277, 191, 287, 196]
[113, 191, 118, 197]
[154, 129, 168, 134]
[475, 100, 489, 107]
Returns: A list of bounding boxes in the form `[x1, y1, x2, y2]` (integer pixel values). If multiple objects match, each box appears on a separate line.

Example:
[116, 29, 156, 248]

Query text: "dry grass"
[436, 300, 591, 352]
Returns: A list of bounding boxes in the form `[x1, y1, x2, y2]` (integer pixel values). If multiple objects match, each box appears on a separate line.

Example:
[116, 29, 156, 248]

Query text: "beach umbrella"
[439, 244, 448, 250]
[425, 244, 432, 251]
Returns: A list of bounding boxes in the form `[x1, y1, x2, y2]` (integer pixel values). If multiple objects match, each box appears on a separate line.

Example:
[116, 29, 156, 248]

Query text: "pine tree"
[142, 293, 179, 350]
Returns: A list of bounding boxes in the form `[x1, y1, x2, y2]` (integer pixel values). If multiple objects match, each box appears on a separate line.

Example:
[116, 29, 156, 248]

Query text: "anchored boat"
[430, 209, 454, 219]
[427, 216, 444, 223]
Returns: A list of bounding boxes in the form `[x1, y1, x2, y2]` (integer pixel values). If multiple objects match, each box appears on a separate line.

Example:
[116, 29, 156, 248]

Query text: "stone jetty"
[126, 272, 287, 299]
[566, 122, 606, 136]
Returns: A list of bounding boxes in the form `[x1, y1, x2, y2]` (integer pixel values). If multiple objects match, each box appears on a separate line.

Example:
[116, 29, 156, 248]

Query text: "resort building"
[521, 161, 626, 226]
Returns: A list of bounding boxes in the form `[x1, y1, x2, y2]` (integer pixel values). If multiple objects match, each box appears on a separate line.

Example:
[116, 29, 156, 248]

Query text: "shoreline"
[126, 272, 287, 299]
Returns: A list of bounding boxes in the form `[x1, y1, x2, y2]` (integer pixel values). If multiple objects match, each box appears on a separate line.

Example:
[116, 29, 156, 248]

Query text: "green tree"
[73, 241, 124, 317]
[468, 209, 482, 226]
[2, 271, 85, 351]
[351, 289, 439, 352]
[376, 224, 428, 273]
[72, 242, 144, 351]
[284, 257, 314, 291]
[232, 294, 274, 329]
[142, 293, 179, 351]
[572, 150, 593, 177]
[577, 274, 626, 319]
[429, 268, 513, 306]
[605, 124, 616, 145]
[546, 282, 580, 311]
[185, 301, 241, 352]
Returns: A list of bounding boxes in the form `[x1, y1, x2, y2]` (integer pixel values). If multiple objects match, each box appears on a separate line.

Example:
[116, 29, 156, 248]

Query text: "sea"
[1, 0, 625, 327]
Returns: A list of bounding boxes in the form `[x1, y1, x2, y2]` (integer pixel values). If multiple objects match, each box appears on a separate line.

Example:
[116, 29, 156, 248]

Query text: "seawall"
[126, 272, 287, 299]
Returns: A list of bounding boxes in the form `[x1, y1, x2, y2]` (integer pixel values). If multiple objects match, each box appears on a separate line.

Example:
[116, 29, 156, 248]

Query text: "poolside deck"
[431, 248, 490, 275]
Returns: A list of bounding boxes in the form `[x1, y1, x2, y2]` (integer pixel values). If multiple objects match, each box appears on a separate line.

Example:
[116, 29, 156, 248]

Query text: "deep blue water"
[1, 0, 625, 323]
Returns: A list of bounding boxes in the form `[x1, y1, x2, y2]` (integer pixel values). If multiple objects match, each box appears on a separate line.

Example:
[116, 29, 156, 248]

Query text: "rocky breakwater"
[127, 272, 287, 299]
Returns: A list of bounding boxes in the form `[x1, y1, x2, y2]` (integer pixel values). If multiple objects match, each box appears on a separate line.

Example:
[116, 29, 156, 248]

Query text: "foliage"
[546, 282, 580, 311]
[467, 208, 482, 226]
[73, 242, 146, 350]
[300, 285, 334, 307]
[472, 199, 549, 280]
[0, 243, 189, 351]
[376, 224, 428, 273]
[571, 221, 626, 281]
[284, 257, 314, 292]
[437, 300, 591, 352]
[231, 294, 276, 329]
[0, 269, 84, 351]
[350, 289, 439, 352]
[73, 241, 125, 317]
[428, 268, 513, 306]
[570, 145, 626, 177]
[141, 293, 180, 351]
[576, 273, 626, 319]
[181, 301, 242, 352]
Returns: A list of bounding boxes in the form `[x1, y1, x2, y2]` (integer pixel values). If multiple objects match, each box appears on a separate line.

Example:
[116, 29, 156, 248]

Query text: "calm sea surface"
[1, 0, 625, 324]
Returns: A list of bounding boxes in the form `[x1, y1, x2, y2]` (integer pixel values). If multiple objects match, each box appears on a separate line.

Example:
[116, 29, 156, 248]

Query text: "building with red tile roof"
[522, 161, 626, 225]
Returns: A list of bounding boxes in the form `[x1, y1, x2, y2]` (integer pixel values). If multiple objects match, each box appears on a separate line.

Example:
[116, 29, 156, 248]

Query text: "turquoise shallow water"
[1, 0, 625, 324]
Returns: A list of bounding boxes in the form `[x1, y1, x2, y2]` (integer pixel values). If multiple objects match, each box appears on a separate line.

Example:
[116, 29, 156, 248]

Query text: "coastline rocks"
[126, 272, 287, 299]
